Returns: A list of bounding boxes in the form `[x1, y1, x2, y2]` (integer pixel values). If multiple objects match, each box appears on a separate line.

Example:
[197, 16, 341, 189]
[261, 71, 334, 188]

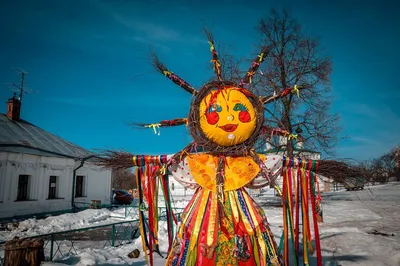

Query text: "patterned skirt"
[166, 187, 282, 266]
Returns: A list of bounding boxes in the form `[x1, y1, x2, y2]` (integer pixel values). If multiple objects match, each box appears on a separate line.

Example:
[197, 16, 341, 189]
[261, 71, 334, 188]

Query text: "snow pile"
[317, 184, 400, 266]
[43, 221, 171, 266]
[43, 243, 164, 266]
[0, 208, 135, 242]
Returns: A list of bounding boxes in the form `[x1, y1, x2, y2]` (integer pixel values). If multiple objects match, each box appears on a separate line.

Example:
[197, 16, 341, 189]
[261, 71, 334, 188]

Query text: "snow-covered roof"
[0, 113, 93, 159]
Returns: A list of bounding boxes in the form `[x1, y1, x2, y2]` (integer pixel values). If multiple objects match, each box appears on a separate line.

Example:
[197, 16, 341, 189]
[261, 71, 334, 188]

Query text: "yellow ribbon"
[247, 71, 256, 83]
[179, 149, 190, 162]
[159, 164, 166, 175]
[162, 70, 171, 76]
[274, 185, 283, 196]
[145, 123, 161, 135]
[210, 59, 221, 74]
[282, 131, 298, 140]
[207, 192, 217, 246]
[258, 52, 264, 62]
[208, 41, 215, 51]
[291, 84, 300, 98]
[189, 190, 210, 251]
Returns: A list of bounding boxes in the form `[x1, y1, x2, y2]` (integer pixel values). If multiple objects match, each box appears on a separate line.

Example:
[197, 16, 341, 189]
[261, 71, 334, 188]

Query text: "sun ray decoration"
[150, 51, 198, 95]
[204, 29, 223, 81]
[240, 46, 270, 86]
[130, 118, 188, 135]
[261, 84, 305, 104]
[96, 29, 358, 266]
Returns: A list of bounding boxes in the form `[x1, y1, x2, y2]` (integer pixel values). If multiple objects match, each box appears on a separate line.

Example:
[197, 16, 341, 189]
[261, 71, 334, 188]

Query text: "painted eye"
[234, 103, 251, 123]
[208, 104, 222, 113]
[233, 103, 247, 111]
[205, 104, 221, 125]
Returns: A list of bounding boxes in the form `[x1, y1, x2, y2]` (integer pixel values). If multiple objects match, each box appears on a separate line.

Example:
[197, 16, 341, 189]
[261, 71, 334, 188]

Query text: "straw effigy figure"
[99, 30, 361, 266]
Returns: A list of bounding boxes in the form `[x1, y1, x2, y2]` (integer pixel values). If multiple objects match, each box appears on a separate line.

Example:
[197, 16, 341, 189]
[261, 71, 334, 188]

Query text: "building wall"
[0, 151, 111, 219]
[74, 164, 112, 205]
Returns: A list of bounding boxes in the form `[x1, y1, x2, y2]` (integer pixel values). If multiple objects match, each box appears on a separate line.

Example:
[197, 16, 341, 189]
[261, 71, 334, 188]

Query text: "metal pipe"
[71, 155, 97, 211]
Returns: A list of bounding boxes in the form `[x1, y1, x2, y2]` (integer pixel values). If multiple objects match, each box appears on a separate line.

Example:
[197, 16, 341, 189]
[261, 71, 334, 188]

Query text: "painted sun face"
[199, 87, 257, 147]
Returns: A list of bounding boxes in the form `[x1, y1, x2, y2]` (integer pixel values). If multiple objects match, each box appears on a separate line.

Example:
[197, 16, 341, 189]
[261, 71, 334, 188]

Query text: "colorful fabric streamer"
[133, 155, 177, 265]
[279, 157, 323, 266]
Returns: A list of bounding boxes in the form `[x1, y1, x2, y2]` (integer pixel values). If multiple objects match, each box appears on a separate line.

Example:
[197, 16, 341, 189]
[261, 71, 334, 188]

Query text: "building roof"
[0, 113, 93, 159]
[262, 147, 321, 155]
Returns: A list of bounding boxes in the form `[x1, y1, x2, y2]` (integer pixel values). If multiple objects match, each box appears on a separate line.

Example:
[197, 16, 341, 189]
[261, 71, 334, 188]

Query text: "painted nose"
[227, 114, 234, 121]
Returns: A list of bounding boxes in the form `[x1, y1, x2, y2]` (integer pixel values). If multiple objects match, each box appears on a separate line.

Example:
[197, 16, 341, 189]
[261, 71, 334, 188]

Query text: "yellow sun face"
[199, 87, 257, 147]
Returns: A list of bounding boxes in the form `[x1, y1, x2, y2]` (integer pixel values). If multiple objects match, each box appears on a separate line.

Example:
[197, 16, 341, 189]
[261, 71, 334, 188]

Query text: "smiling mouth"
[219, 124, 238, 132]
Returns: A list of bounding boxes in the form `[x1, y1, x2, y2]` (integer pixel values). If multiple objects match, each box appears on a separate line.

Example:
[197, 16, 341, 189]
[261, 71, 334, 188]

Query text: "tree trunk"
[281, 97, 294, 157]
[4, 237, 44, 266]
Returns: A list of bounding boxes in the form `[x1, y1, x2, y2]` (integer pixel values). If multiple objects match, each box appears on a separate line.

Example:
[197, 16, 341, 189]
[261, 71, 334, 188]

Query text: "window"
[17, 175, 30, 201]
[75, 175, 85, 197]
[48, 176, 58, 199]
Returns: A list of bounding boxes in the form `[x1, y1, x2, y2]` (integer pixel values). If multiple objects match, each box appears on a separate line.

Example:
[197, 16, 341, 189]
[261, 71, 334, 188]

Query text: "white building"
[0, 94, 112, 219]
[263, 136, 331, 193]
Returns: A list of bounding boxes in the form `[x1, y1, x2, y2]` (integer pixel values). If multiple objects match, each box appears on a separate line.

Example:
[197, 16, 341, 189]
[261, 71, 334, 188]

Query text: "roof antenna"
[12, 67, 28, 103]
[5, 68, 38, 104]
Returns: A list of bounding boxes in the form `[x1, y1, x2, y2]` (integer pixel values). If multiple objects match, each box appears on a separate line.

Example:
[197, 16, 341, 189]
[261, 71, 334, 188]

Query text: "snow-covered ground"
[0, 208, 133, 242]
[317, 182, 400, 266]
[0, 200, 188, 243]
[1, 184, 400, 265]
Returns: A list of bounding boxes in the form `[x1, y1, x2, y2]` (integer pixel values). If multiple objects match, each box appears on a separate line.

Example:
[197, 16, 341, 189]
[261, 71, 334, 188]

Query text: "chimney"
[6, 93, 21, 121]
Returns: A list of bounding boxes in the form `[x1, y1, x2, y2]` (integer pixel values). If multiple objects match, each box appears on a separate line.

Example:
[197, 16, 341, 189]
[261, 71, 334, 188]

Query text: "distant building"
[0, 94, 112, 219]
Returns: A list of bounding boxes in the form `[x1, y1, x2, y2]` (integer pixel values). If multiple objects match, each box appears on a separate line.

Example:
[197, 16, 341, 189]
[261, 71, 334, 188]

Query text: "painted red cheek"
[206, 112, 219, 125]
[239, 111, 251, 123]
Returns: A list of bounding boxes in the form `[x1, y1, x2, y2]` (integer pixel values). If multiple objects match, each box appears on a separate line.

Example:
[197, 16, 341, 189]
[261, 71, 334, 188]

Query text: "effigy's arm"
[167, 155, 199, 190]
[95, 147, 199, 190]
[244, 154, 325, 265]
[246, 154, 284, 189]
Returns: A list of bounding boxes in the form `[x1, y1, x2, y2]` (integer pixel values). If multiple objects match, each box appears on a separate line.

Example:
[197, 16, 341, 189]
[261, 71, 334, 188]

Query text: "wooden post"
[4, 237, 44, 266]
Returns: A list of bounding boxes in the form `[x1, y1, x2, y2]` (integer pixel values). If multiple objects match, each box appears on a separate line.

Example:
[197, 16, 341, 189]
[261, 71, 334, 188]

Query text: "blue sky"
[0, 0, 399, 161]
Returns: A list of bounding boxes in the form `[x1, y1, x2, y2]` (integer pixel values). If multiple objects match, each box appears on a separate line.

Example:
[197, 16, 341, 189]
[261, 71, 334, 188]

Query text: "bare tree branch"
[220, 9, 340, 157]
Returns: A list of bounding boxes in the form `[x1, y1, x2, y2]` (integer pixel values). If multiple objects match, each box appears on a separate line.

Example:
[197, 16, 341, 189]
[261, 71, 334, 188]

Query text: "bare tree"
[218, 9, 341, 157]
[112, 168, 137, 189]
[371, 148, 398, 183]
[355, 147, 399, 184]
